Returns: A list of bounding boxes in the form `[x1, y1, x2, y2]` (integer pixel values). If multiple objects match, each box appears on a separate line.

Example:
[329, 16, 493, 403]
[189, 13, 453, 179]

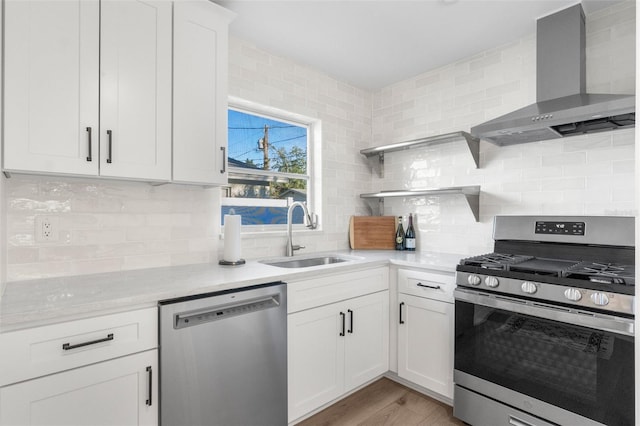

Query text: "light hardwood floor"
[297, 378, 465, 426]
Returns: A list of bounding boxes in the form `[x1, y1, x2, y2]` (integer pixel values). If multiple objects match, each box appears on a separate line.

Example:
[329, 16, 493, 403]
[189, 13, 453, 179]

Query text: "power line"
[230, 134, 306, 158]
[269, 135, 307, 145]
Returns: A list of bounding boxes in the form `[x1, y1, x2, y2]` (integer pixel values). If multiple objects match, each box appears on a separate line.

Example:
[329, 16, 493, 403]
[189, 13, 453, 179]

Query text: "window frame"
[223, 96, 322, 234]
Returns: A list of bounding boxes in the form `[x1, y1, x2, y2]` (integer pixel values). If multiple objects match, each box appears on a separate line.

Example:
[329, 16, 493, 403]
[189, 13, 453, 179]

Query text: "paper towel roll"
[223, 214, 242, 262]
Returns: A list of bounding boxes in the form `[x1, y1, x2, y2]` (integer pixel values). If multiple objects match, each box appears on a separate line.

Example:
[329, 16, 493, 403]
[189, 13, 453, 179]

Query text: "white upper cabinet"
[3, 0, 100, 176]
[3, 0, 173, 182]
[99, 0, 172, 181]
[172, 0, 234, 185]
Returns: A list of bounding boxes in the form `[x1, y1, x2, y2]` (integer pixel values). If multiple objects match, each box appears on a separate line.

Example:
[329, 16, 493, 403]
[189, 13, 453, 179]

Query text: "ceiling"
[214, 0, 622, 91]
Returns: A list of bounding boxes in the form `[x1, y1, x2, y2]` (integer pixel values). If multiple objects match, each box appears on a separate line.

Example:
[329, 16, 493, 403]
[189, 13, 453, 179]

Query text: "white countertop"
[0, 250, 463, 332]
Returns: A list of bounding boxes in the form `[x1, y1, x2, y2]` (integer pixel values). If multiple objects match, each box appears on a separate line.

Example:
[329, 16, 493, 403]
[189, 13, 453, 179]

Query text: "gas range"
[454, 215, 635, 426]
[455, 216, 635, 316]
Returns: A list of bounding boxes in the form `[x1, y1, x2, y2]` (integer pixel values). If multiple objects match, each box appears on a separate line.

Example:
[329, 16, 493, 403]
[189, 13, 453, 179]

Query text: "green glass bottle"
[395, 216, 405, 250]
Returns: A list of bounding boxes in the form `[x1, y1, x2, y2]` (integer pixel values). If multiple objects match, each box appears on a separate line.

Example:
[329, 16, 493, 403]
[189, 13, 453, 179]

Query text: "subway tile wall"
[5, 176, 221, 280]
[2, 1, 635, 281]
[226, 36, 373, 260]
[371, 0, 636, 255]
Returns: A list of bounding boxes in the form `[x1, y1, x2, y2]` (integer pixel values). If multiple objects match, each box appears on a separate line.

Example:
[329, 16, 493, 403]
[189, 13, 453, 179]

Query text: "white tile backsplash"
[5, 175, 221, 280]
[1, 1, 635, 281]
[371, 0, 635, 255]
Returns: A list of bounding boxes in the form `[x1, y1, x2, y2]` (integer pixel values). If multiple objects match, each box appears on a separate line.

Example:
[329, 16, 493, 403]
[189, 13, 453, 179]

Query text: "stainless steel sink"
[260, 255, 351, 268]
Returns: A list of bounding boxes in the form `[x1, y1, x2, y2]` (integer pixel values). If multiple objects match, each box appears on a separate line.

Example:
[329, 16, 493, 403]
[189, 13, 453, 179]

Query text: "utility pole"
[261, 125, 269, 170]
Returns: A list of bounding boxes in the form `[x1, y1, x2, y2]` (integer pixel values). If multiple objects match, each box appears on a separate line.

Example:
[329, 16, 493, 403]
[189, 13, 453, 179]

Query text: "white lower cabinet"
[0, 307, 158, 426]
[397, 268, 455, 400]
[288, 268, 389, 423]
[398, 293, 453, 398]
[0, 350, 157, 426]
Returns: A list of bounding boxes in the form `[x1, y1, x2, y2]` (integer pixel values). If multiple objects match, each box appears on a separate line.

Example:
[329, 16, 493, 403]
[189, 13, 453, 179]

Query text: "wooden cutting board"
[349, 216, 396, 249]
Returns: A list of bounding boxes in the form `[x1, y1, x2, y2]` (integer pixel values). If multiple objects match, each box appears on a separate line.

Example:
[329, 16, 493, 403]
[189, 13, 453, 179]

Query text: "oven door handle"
[454, 288, 634, 337]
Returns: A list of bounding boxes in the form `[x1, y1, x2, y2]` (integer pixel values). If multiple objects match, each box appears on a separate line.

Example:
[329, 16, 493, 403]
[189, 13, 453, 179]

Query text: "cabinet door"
[100, 0, 171, 181]
[398, 293, 454, 399]
[288, 303, 345, 422]
[3, 0, 99, 176]
[0, 350, 158, 426]
[344, 291, 389, 391]
[173, 0, 233, 185]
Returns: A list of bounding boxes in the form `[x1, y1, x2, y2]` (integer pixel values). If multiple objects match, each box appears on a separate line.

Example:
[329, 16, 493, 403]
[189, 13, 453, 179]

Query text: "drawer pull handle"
[146, 366, 153, 406]
[347, 309, 354, 334]
[62, 333, 114, 351]
[339, 312, 346, 336]
[417, 282, 441, 290]
[399, 302, 405, 324]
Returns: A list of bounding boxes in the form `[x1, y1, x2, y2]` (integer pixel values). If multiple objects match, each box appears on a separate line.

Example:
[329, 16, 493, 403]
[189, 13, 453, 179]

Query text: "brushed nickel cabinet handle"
[106, 130, 113, 163]
[86, 127, 92, 162]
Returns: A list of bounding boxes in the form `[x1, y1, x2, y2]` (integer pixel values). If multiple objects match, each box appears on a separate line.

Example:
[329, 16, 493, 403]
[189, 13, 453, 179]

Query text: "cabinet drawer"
[0, 307, 157, 386]
[397, 268, 455, 302]
[287, 267, 389, 313]
[0, 350, 157, 426]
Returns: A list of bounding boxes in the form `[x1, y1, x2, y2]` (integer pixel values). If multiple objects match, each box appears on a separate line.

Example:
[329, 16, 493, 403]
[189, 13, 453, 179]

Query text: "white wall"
[2, 1, 634, 281]
[0, 3, 6, 295]
[372, 0, 636, 255]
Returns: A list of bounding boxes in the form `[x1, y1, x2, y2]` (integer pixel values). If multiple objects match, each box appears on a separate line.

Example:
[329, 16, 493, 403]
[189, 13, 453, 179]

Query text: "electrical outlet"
[35, 215, 59, 242]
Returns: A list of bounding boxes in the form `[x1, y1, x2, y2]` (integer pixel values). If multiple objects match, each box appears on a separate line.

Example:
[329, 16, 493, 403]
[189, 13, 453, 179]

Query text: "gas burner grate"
[459, 253, 533, 270]
[564, 262, 635, 286]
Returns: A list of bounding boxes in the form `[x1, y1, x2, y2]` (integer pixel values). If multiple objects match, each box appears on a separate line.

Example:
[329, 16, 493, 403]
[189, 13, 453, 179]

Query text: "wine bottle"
[395, 216, 405, 250]
[405, 213, 416, 251]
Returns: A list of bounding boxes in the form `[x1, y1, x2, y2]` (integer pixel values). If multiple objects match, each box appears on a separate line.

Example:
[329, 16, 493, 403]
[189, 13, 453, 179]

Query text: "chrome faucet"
[286, 201, 318, 256]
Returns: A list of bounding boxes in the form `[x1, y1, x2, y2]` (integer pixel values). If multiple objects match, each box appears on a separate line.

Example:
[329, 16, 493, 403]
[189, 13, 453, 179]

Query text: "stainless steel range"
[453, 216, 634, 426]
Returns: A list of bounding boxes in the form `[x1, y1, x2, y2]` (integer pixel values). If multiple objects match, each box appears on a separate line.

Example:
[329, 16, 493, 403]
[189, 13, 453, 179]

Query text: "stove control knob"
[484, 276, 499, 288]
[591, 292, 610, 306]
[564, 288, 582, 302]
[521, 282, 537, 294]
[467, 275, 481, 286]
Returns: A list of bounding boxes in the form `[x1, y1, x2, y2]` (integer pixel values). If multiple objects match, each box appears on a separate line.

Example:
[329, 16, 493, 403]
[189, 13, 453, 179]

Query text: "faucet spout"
[286, 201, 317, 257]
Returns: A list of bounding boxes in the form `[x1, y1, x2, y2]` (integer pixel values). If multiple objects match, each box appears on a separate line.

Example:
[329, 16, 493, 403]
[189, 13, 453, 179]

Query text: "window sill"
[219, 226, 323, 240]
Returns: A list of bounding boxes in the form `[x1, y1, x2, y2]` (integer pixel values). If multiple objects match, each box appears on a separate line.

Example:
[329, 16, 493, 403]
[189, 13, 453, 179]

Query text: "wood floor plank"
[358, 401, 426, 426]
[298, 378, 408, 426]
[418, 402, 463, 426]
[394, 389, 443, 418]
[297, 378, 464, 426]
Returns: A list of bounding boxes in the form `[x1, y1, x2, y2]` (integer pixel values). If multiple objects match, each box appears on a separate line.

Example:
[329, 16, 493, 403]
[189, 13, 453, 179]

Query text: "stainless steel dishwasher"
[159, 282, 287, 426]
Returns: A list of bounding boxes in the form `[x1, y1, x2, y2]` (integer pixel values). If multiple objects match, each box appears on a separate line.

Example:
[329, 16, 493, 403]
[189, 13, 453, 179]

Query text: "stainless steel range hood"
[471, 3, 635, 146]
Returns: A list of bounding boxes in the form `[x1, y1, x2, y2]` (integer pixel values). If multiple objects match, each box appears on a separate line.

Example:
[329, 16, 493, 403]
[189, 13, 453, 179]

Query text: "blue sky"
[228, 109, 307, 171]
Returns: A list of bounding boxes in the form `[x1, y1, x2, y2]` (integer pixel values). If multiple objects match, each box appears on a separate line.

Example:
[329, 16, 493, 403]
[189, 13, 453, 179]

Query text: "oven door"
[454, 287, 635, 426]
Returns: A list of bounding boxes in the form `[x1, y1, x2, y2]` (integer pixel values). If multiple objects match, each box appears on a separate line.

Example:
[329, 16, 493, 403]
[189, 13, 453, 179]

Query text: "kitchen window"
[222, 98, 321, 231]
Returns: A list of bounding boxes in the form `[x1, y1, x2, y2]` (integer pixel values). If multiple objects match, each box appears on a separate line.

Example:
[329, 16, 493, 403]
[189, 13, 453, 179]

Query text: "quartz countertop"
[0, 250, 463, 333]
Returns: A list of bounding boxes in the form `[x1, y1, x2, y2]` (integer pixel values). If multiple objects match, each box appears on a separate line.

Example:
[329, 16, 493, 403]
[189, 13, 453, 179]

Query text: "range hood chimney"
[471, 3, 635, 146]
